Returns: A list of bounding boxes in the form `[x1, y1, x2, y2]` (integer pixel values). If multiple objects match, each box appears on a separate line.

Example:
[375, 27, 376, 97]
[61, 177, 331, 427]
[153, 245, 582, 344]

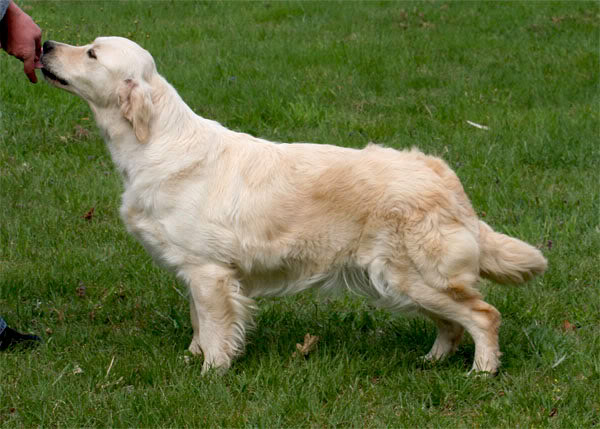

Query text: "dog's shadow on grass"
[232, 295, 477, 372]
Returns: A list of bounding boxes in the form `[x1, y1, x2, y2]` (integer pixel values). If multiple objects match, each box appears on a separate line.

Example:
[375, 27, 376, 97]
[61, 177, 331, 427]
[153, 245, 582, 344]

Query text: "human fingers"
[35, 33, 42, 61]
[24, 55, 38, 83]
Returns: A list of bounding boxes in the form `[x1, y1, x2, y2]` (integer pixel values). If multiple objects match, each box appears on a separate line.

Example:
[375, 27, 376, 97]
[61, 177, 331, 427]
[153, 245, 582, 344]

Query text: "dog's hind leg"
[182, 264, 254, 373]
[379, 255, 501, 374]
[397, 220, 502, 373]
[364, 255, 464, 363]
[404, 278, 501, 374]
[421, 311, 464, 362]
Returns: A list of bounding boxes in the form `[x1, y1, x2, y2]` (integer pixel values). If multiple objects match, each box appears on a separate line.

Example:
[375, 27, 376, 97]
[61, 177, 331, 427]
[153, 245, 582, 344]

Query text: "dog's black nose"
[42, 40, 55, 55]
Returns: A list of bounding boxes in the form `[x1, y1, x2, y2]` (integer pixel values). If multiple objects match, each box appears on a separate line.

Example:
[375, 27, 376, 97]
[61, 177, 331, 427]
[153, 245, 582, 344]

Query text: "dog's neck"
[88, 102, 143, 183]
[89, 74, 215, 185]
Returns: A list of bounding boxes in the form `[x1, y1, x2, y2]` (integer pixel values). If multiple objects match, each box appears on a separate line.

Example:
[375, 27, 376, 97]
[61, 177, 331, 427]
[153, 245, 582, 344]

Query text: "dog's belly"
[242, 263, 419, 314]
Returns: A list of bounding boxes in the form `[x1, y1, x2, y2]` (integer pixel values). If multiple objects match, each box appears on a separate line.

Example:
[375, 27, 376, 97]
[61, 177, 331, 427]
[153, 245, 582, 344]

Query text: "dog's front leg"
[184, 264, 253, 374]
[188, 297, 203, 356]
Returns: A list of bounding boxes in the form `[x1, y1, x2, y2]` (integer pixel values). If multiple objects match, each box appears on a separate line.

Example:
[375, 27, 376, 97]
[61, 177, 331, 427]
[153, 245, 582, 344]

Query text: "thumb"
[24, 56, 38, 83]
[35, 33, 42, 60]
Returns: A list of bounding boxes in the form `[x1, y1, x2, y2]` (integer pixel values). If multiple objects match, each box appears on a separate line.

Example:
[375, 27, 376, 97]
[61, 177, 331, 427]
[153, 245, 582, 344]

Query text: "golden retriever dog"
[41, 37, 547, 374]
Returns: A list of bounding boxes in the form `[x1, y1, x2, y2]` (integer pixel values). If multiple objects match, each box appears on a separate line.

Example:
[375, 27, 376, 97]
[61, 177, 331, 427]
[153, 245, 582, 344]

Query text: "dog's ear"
[118, 79, 153, 143]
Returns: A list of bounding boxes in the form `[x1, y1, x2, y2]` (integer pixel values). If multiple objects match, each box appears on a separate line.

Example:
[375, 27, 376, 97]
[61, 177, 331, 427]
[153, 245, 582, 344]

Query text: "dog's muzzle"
[41, 40, 69, 86]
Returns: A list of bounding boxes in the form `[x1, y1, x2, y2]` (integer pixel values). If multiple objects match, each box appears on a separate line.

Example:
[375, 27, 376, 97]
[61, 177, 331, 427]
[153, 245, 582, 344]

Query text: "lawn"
[1, 1, 598, 427]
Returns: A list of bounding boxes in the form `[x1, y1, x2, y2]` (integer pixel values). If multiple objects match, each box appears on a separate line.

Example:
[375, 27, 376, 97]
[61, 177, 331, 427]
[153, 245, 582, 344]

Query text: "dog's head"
[41, 36, 155, 142]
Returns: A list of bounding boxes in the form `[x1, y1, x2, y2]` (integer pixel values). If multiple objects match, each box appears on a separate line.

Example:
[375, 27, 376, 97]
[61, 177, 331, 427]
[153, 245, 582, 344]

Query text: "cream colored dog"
[41, 37, 547, 374]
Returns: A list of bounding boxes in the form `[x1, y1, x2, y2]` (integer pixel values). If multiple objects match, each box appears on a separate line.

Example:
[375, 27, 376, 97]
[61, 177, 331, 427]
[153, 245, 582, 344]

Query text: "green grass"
[1, 1, 598, 427]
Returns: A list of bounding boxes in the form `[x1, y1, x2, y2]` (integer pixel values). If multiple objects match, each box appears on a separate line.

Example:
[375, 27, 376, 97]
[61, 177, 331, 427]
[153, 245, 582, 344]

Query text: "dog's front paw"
[201, 355, 231, 375]
[421, 351, 442, 362]
[201, 361, 229, 375]
[188, 339, 203, 356]
[466, 368, 499, 378]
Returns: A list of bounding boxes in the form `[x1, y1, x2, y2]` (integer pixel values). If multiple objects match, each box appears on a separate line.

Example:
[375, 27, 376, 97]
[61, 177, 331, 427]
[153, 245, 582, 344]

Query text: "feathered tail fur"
[478, 221, 547, 285]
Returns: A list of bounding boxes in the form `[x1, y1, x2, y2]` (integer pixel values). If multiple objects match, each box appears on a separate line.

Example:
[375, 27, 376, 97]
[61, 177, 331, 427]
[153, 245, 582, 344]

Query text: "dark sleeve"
[0, 317, 7, 335]
[0, 0, 10, 21]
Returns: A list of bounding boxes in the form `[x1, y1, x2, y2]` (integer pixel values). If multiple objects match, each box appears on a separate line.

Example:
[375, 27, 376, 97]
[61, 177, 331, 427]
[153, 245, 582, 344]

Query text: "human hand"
[0, 1, 42, 83]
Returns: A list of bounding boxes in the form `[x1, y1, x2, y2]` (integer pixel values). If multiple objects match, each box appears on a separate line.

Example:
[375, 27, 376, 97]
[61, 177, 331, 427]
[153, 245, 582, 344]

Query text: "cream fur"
[41, 37, 547, 374]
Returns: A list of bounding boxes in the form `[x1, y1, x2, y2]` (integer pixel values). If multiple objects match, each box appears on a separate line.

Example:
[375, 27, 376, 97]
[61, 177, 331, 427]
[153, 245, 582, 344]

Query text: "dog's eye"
[87, 49, 97, 59]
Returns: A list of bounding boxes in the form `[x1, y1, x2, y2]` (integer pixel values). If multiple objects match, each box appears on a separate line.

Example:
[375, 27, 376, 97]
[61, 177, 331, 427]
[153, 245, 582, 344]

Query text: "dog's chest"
[118, 182, 187, 268]
[118, 178, 235, 270]
[119, 197, 176, 267]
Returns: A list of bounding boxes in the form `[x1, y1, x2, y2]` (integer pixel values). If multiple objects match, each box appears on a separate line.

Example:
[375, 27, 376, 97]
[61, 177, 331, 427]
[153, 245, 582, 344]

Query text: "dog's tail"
[478, 221, 547, 285]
